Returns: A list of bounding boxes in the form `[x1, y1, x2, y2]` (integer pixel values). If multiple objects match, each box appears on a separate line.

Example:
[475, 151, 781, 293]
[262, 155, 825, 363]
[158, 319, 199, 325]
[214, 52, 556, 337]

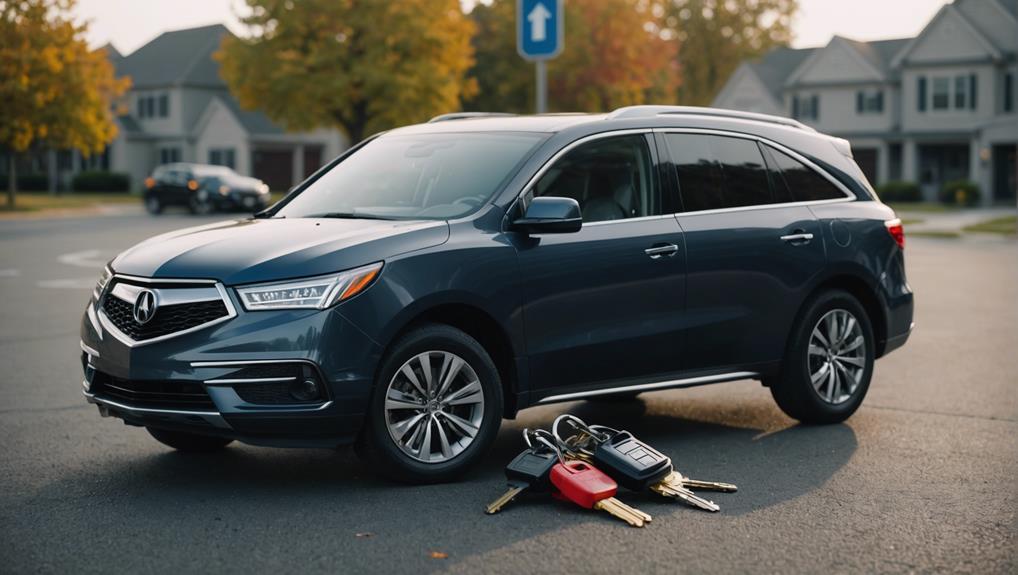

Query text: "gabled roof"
[891, 3, 1004, 68]
[747, 47, 816, 99]
[843, 37, 910, 76]
[114, 24, 230, 89]
[219, 96, 285, 136]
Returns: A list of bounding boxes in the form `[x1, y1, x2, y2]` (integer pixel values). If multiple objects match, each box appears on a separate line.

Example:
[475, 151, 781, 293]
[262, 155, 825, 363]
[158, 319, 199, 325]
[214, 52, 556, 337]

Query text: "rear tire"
[147, 427, 233, 452]
[144, 195, 162, 215]
[769, 289, 874, 424]
[188, 193, 215, 215]
[356, 324, 503, 483]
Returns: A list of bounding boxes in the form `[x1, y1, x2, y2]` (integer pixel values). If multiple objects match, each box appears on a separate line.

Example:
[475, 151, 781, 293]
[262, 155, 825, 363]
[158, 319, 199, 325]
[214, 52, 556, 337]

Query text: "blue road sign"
[517, 0, 563, 61]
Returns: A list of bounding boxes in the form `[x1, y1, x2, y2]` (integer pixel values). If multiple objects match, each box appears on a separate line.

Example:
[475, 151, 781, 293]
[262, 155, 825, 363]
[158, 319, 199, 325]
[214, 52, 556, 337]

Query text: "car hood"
[111, 218, 450, 285]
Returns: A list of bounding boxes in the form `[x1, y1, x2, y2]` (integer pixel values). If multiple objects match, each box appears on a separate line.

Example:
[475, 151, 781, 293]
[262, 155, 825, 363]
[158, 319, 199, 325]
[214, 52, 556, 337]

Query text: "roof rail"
[607, 105, 813, 131]
[427, 112, 517, 123]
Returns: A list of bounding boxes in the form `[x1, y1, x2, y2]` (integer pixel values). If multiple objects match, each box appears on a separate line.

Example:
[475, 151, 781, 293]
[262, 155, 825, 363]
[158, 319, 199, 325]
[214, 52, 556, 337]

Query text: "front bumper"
[80, 281, 382, 446]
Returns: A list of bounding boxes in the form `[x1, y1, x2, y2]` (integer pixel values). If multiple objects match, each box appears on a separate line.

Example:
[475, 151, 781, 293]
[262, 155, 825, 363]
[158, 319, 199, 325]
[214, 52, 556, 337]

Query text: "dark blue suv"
[80, 106, 913, 482]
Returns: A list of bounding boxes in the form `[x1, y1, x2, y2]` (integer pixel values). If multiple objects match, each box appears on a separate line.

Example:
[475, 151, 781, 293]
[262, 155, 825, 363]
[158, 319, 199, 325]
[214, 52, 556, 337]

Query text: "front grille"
[91, 373, 216, 410]
[102, 295, 228, 341]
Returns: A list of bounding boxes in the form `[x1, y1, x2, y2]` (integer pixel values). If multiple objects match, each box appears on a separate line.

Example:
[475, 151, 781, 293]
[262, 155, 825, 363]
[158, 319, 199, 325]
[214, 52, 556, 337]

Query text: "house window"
[792, 94, 819, 121]
[918, 76, 927, 112]
[158, 94, 169, 118]
[932, 77, 950, 110]
[159, 147, 181, 165]
[208, 148, 236, 169]
[856, 90, 884, 114]
[1006, 73, 1014, 113]
[954, 76, 968, 109]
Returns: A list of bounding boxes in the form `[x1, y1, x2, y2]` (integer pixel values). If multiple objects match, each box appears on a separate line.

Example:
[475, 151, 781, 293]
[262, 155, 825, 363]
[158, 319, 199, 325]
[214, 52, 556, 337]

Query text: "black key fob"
[593, 430, 673, 491]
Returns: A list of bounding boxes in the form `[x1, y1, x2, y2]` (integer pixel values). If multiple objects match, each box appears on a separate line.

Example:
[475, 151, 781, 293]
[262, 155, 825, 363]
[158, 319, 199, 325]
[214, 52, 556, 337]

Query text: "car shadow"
[27, 394, 856, 571]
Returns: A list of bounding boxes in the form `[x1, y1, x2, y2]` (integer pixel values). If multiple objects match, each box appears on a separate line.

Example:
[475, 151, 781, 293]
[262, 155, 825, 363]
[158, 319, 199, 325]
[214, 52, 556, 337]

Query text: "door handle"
[644, 244, 679, 259]
[780, 232, 814, 244]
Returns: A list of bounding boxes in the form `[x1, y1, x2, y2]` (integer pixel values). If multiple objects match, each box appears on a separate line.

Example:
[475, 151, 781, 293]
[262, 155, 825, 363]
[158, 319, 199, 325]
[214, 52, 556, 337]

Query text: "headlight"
[93, 266, 112, 300]
[236, 262, 382, 311]
[219, 185, 230, 196]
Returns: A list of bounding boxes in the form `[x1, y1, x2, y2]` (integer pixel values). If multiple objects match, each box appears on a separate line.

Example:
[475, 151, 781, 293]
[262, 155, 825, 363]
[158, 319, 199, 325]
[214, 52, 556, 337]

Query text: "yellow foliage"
[0, 0, 130, 154]
[217, 0, 477, 143]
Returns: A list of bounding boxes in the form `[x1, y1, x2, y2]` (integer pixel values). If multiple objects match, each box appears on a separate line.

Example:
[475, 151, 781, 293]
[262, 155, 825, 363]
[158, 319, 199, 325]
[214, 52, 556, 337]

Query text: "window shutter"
[792, 95, 800, 118]
[1006, 73, 1014, 113]
[918, 77, 927, 112]
[969, 74, 977, 110]
[856, 92, 864, 113]
[876, 91, 884, 112]
[812, 95, 819, 119]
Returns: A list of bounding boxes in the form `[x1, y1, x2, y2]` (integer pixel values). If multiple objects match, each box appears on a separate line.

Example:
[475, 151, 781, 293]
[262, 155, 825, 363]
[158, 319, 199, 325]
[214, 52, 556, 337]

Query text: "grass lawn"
[962, 215, 1017, 236]
[0, 192, 139, 213]
[909, 230, 962, 239]
[900, 217, 925, 225]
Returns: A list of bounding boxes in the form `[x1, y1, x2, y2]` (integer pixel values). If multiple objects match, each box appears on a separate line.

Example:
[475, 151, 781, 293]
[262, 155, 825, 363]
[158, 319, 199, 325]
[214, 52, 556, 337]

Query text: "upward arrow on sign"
[528, 2, 551, 42]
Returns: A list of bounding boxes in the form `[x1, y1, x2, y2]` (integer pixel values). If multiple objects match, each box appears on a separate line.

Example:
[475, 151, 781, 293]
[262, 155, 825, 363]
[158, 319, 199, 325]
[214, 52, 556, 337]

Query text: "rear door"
[514, 132, 687, 396]
[659, 131, 832, 373]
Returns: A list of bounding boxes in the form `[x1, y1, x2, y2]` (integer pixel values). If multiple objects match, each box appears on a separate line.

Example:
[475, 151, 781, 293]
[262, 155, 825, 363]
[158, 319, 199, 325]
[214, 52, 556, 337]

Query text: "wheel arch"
[376, 298, 523, 418]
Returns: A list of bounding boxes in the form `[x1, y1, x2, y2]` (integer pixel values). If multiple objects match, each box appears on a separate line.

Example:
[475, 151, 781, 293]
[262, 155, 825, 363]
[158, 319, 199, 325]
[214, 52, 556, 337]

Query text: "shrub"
[876, 180, 921, 203]
[938, 180, 980, 206]
[71, 171, 130, 193]
[2, 173, 50, 191]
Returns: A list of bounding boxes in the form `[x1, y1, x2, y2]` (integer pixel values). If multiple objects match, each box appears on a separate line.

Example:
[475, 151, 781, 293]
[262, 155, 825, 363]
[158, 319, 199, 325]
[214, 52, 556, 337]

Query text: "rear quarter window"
[664, 133, 773, 211]
[762, 145, 847, 202]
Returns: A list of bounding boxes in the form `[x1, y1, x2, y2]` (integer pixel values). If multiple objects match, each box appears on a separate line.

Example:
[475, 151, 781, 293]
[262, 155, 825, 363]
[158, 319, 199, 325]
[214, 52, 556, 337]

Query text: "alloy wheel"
[383, 350, 485, 463]
[807, 309, 866, 405]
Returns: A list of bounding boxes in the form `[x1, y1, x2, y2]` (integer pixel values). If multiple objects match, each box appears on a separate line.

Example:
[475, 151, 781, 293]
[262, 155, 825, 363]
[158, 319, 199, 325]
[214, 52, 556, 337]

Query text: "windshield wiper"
[309, 212, 397, 220]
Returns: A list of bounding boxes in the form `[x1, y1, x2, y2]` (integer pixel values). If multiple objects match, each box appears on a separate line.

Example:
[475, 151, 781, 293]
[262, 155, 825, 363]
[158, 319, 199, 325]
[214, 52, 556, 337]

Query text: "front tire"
[769, 289, 874, 424]
[144, 195, 162, 215]
[357, 324, 503, 483]
[147, 427, 233, 452]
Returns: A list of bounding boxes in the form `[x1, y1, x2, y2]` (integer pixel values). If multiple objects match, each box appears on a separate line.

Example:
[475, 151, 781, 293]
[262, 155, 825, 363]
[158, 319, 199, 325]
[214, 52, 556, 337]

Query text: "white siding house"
[713, 0, 1018, 205]
[104, 24, 345, 192]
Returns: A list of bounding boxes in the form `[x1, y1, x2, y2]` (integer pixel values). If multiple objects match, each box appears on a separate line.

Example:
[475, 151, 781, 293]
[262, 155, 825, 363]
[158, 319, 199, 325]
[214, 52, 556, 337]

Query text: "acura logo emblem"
[133, 289, 158, 325]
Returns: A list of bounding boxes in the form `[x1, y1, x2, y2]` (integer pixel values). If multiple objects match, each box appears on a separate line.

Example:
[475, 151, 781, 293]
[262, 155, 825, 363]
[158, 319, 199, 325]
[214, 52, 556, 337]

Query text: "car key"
[552, 415, 723, 512]
[672, 471, 738, 493]
[485, 430, 560, 514]
[550, 459, 651, 527]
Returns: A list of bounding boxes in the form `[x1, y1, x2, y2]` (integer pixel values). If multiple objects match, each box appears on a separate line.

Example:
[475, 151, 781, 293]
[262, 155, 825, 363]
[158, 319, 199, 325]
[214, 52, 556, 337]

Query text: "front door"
[513, 133, 687, 396]
[660, 132, 831, 373]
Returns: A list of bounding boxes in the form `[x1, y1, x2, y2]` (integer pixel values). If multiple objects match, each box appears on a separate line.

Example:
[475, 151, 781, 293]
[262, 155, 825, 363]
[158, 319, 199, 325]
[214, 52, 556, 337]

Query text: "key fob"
[592, 431, 673, 491]
[505, 449, 557, 491]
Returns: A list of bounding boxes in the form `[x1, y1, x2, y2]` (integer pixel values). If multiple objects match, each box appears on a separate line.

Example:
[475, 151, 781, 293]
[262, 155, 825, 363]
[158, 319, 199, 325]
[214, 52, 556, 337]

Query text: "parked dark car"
[143, 163, 271, 215]
[81, 106, 913, 482]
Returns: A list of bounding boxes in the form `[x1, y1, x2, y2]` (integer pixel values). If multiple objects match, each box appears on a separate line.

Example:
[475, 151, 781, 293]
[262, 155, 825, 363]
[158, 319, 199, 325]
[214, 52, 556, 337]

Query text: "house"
[712, 0, 1017, 205]
[57, 24, 345, 192]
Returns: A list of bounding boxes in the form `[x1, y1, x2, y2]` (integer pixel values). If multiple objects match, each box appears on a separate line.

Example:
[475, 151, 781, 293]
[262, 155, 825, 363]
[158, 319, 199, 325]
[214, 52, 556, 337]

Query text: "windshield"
[275, 132, 546, 220]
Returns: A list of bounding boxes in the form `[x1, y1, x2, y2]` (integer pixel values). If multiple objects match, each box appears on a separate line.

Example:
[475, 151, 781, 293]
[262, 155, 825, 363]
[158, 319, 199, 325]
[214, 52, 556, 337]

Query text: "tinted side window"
[664, 133, 722, 211]
[711, 136, 771, 208]
[763, 145, 846, 202]
[535, 135, 659, 222]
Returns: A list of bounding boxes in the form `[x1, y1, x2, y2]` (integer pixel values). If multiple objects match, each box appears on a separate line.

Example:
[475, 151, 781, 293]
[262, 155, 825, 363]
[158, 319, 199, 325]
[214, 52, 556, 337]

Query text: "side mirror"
[512, 196, 582, 234]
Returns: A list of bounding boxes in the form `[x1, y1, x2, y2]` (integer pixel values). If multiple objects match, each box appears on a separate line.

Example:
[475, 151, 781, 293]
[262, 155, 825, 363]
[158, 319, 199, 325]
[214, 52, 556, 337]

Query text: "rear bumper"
[882, 321, 914, 357]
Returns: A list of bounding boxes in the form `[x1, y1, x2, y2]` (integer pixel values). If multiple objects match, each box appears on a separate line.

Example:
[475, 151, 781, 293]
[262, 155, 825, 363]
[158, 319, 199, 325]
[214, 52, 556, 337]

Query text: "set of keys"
[485, 415, 737, 527]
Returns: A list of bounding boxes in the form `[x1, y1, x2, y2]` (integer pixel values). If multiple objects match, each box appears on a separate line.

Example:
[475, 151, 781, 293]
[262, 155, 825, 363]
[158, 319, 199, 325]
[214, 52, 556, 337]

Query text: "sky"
[74, 0, 950, 56]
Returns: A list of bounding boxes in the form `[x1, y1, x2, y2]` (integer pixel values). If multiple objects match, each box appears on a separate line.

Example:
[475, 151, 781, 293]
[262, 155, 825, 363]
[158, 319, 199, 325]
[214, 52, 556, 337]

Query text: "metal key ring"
[588, 424, 620, 437]
[551, 414, 605, 444]
[523, 428, 567, 465]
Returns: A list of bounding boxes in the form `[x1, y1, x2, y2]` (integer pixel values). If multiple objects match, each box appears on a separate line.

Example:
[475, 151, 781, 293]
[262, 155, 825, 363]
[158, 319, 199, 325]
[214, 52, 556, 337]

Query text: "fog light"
[289, 379, 320, 401]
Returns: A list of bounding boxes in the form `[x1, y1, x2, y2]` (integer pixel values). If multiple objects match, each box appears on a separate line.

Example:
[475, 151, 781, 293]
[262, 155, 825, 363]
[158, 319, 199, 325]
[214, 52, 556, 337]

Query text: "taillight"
[885, 218, 904, 249]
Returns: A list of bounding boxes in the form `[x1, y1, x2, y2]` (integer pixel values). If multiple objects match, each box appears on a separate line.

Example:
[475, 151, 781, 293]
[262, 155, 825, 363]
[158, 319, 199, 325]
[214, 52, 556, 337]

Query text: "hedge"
[0, 173, 49, 191]
[938, 180, 980, 206]
[71, 171, 131, 193]
[876, 180, 921, 203]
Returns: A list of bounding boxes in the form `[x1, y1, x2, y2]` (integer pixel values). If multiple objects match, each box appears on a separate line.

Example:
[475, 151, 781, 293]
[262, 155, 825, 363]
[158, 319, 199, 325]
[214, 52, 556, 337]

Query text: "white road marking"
[0, 269, 20, 277]
[37, 278, 95, 289]
[57, 250, 107, 269]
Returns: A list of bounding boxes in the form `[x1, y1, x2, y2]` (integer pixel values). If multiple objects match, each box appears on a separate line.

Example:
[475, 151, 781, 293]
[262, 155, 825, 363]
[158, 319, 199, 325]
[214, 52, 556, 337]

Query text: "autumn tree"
[218, 0, 477, 144]
[467, 0, 679, 113]
[664, 0, 797, 106]
[0, 0, 128, 207]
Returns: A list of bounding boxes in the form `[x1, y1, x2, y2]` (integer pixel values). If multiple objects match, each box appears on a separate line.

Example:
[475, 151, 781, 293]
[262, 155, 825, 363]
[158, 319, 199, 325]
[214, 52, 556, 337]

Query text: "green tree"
[467, 0, 679, 113]
[0, 0, 128, 208]
[665, 0, 797, 106]
[218, 0, 477, 144]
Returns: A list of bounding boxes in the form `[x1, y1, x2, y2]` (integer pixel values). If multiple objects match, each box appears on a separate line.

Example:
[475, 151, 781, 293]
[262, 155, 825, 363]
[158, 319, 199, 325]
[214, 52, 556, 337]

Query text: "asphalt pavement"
[0, 211, 1015, 574]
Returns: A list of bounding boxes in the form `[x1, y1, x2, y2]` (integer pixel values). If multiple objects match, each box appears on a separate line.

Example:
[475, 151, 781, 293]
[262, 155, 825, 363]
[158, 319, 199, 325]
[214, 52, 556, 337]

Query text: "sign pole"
[535, 60, 547, 114]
